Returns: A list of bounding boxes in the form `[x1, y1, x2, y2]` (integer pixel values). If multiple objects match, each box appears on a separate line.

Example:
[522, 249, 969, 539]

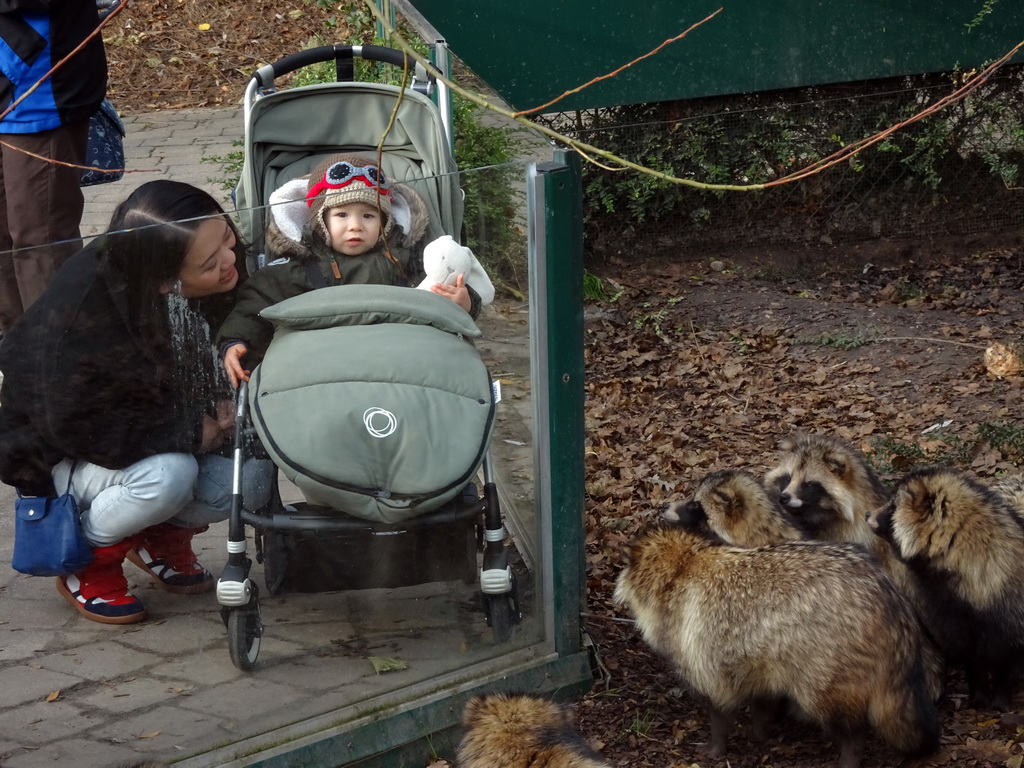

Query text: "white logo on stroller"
[363, 407, 398, 438]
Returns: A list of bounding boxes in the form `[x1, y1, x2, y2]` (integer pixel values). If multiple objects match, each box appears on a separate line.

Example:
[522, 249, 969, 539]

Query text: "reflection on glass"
[0, 161, 544, 761]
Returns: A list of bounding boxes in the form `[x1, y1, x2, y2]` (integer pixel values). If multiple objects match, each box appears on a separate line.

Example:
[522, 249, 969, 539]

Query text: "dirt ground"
[579, 238, 1024, 768]
[101, 3, 1024, 766]
[102, 0, 349, 112]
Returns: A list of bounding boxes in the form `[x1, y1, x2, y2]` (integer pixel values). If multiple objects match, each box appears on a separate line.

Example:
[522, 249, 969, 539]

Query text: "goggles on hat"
[306, 161, 392, 207]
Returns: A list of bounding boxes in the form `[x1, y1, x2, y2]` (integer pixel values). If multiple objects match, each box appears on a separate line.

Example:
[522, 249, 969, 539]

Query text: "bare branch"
[513, 8, 723, 118]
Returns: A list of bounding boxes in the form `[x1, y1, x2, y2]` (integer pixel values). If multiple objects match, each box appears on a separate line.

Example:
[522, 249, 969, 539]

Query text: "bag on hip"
[80, 98, 126, 187]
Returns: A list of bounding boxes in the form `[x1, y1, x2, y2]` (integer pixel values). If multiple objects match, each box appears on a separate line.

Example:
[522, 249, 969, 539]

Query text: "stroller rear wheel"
[226, 589, 263, 671]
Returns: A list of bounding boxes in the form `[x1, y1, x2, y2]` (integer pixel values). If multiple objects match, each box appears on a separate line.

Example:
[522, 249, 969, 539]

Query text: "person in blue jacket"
[0, 0, 107, 331]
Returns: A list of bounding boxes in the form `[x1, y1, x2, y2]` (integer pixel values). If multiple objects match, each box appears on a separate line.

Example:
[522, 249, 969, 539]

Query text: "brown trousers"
[0, 120, 89, 331]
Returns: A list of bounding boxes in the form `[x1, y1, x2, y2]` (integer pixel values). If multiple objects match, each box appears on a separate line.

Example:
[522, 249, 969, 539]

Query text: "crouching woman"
[0, 180, 272, 624]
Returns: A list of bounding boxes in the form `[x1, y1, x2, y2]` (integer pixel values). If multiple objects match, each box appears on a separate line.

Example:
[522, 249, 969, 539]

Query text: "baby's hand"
[222, 343, 251, 388]
[430, 273, 471, 312]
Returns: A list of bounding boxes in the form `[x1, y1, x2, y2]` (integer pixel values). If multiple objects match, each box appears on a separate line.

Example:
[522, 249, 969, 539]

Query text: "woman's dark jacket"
[0, 240, 234, 495]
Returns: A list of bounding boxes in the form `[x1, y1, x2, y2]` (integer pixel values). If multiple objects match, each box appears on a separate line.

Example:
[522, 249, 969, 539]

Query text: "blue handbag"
[80, 98, 126, 187]
[11, 468, 92, 577]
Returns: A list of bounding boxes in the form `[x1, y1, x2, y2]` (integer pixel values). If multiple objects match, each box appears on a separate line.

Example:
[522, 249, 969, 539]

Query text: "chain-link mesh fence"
[534, 65, 1024, 258]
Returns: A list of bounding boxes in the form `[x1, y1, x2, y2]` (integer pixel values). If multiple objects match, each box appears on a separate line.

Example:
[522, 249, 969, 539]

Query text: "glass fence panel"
[0, 159, 546, 761]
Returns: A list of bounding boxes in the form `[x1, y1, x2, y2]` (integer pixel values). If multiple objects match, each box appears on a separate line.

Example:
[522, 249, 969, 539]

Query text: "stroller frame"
[215, 44, 521, 671]
[217, 383, 520, 671]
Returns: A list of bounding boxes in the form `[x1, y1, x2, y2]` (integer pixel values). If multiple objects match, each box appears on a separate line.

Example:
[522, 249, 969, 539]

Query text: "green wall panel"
[407, 1, 1024, 110]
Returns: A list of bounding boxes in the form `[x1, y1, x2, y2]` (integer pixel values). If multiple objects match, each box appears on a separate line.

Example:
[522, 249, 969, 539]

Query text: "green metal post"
[532, 153, 585, 657]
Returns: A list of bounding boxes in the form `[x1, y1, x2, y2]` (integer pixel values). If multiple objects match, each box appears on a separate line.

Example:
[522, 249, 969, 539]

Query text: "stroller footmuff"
[250, 284, 495, 593]
[250, 284, 495, 524]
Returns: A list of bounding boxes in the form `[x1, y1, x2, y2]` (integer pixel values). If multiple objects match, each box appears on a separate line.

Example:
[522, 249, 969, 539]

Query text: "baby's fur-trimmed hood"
[264, 178, 430, 261]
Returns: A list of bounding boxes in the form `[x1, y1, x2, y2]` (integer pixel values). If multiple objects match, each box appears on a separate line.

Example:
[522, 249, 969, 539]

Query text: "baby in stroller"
[215, 47, 520, 669]
[217, 153, 490, 386]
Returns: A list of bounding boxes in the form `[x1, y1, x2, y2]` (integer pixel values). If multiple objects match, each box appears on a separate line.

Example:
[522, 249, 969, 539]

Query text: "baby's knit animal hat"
[306, 153, 394, 243]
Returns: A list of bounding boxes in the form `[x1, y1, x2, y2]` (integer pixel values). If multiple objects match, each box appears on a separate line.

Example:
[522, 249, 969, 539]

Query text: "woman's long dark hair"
[101, 180, 249, 420]
[102, 180, 247, 330]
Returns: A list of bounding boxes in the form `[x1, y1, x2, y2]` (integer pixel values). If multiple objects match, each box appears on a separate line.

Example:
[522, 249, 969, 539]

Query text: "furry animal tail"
[870, 657, 940, 756]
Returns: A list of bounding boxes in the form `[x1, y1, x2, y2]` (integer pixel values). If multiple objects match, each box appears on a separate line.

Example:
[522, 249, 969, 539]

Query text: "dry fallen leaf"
[369, 656, 408, 675]
[45, 690, 60, 702]
[984, 341, 1023, 376]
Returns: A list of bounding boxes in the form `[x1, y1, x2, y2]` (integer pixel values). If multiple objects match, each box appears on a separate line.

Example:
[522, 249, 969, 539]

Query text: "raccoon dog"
[765, 433, 888, 544]
[764, 434, 912, 586]
[457, 693, 611, 768]
[868, 465, 1024, 709]
[664, 468, 805, 547]
[991, 472, 1024, 512]
[614, 523, 939, 768]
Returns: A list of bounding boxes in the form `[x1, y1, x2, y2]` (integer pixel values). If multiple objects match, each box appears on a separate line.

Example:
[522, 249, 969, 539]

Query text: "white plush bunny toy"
[416, 234, 495, 305]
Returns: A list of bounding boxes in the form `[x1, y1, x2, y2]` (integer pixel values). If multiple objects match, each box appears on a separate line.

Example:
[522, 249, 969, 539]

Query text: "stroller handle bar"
[251, 44, 432, 91]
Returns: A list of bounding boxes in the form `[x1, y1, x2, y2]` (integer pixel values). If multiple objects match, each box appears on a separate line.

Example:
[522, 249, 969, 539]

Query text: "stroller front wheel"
[483, 574, 520, 644]
[226, 593, 263, 671]
[484, 593, 516, 643]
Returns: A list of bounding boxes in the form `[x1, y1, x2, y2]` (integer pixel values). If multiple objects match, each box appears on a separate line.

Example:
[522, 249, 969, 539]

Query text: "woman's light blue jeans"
[52, 453, 274, 547]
